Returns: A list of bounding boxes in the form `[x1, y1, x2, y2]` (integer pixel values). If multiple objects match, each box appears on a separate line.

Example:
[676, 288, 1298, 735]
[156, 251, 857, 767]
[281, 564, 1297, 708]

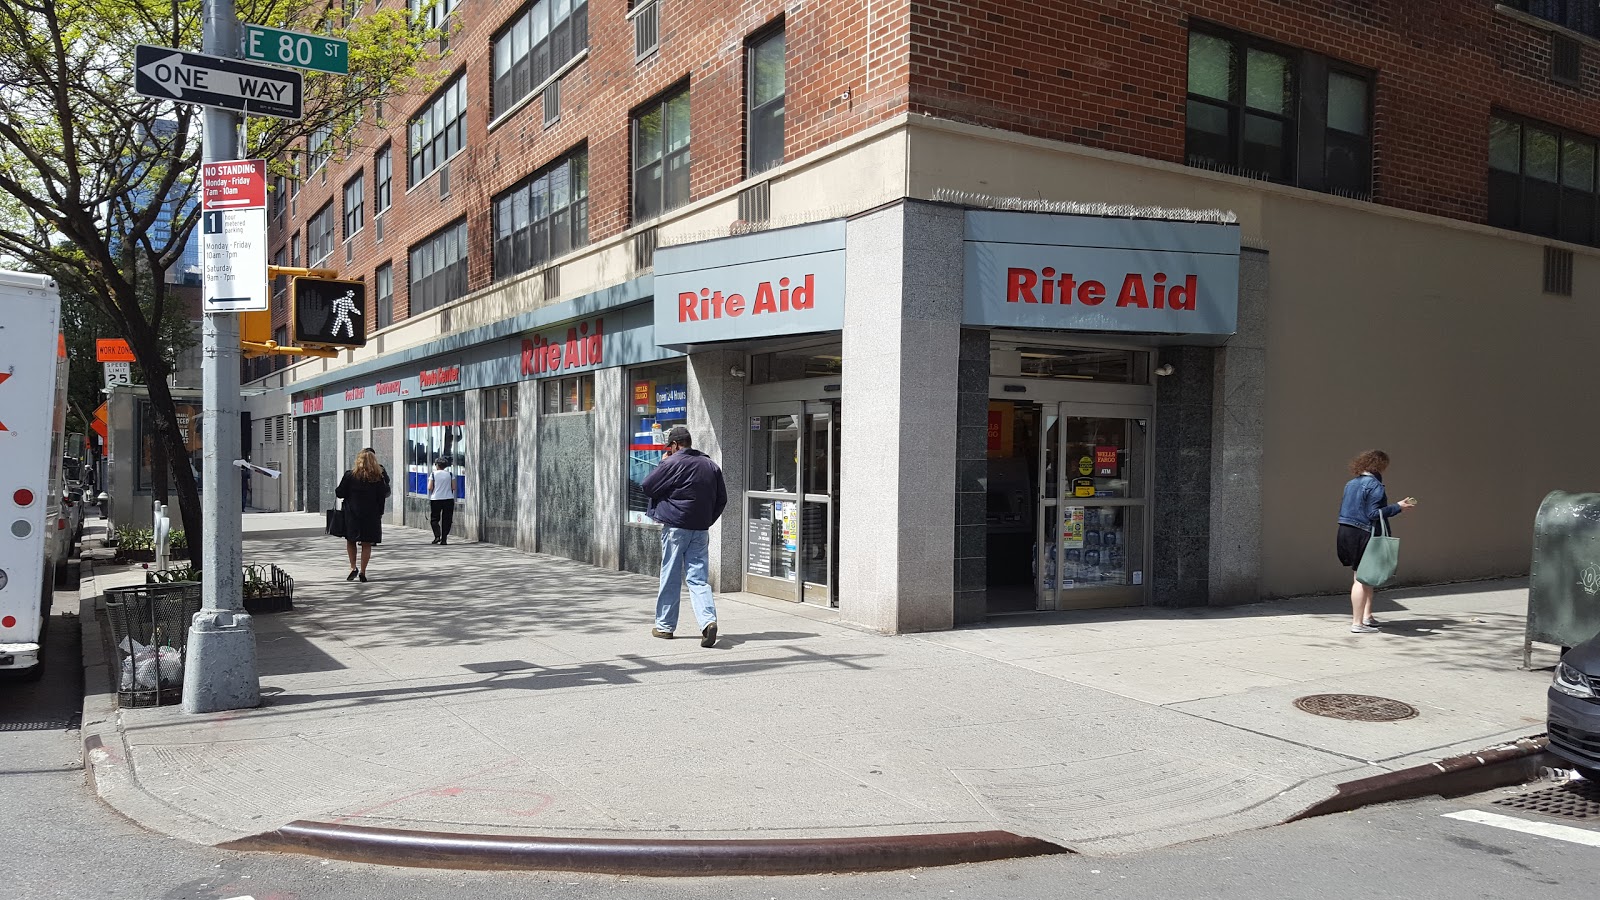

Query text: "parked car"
[1549, 632, 1600, 780]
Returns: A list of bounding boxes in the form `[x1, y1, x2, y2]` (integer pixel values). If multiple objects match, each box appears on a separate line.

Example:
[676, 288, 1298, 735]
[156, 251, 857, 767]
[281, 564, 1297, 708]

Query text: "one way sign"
[134, 45, 303, 120]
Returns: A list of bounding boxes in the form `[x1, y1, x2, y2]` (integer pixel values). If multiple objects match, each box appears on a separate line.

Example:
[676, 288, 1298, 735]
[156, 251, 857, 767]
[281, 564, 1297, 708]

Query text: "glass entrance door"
[745, 400, 839, 605]
[1037, 404, 1151, 610]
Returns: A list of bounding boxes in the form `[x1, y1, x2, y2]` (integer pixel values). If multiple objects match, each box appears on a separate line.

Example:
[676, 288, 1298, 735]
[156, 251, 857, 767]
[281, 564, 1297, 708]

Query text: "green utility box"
[1527, 490, 1600, 667]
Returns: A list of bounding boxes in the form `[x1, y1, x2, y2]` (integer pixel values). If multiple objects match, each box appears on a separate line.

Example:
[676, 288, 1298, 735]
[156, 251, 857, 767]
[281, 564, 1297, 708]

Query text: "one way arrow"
[133, 45, 303, 120]
[138, 52, 295, 104]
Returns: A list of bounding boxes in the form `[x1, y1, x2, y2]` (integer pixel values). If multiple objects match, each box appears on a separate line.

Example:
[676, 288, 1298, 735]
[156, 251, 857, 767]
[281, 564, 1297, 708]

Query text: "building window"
[307, 124, 333, 174]
[410, 0, 458, 35]
[290, 231, 301, 268]
[747, 26, 786, 176]
[409, 75, 467, 187]
[1324, 69, 1372, 199]
[1489, 113, 1600, 246]
[492, 147, 589, 281]
[626, 362, 687, 524]
[1186, 29, 1295, 183]
[307, 201, 335, 266]
[492, 0, 590, 118]
[540, 373, 594, 413]
[1507, 1, 1600, 39]
[343, 172, 365, 239]
[375, 261, 394, 328]
[632, 87, 691, 222]
[408, 219, 468, 313]
[1185, 26, 1373, 198]
[271, 174, 287, 219]
[405, 395, 466, 496]
[374, 144, 393, 214]
[373, 404, 394, 429]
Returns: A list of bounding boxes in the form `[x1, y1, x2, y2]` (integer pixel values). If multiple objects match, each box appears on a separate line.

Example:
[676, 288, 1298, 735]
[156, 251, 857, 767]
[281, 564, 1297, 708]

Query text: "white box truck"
[0, 270, 68, 678]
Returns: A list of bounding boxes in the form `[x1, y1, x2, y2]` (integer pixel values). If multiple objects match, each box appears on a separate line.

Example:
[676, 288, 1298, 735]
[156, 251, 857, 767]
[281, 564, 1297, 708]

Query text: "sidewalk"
[80, 513, 1558, 867]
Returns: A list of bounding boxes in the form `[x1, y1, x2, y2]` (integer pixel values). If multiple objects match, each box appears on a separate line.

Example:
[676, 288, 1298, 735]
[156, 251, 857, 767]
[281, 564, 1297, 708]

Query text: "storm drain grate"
[1493, 780, 1600, 821]
[1292, 693, 1418, 722]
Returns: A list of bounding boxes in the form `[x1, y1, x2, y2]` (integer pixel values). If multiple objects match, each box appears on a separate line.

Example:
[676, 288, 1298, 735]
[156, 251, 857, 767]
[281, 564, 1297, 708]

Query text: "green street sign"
[243, 24, 348, 75]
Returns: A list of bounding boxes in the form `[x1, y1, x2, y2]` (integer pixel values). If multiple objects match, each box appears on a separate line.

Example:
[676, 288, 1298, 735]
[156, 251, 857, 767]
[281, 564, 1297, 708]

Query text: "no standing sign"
[200, 159, 270, 313]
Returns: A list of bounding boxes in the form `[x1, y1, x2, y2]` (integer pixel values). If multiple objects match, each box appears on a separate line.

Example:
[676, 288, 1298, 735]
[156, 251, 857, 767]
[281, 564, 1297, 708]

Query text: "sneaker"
[652, 629, 674, 639]
[701, 622, 718, 648]
[1364, 617, 1380, 626]
[1350, 623, 1379, 634]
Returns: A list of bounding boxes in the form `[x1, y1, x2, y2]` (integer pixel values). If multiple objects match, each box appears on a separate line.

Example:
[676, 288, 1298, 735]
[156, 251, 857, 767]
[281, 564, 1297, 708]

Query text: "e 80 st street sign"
[243, 24, 349, 75]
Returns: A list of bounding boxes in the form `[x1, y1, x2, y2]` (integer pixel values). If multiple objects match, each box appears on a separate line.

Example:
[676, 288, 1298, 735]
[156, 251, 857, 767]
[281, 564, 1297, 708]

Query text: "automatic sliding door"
[744, 401, 837, 604]
[1051, 406, 1150, 610]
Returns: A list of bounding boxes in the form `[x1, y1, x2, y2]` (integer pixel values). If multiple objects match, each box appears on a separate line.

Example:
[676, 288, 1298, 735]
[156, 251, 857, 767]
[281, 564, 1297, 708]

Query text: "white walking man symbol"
[330, 288, 361, 339]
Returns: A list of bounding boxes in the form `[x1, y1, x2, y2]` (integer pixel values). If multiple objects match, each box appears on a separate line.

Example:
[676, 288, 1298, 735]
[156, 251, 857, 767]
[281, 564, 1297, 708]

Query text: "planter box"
[144, 564, 295, 614]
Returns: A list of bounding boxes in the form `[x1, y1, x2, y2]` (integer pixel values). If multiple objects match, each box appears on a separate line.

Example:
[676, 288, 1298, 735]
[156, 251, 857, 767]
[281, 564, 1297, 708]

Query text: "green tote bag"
[1355, 513, 1400, 588]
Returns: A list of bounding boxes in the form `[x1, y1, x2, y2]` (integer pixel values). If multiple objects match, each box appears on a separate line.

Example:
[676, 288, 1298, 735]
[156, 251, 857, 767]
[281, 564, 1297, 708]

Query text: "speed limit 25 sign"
[243, 24, 349, 75]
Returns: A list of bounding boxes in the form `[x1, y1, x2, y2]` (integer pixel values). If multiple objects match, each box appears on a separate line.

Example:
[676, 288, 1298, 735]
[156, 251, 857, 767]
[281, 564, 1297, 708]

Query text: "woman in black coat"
[336, 448, 391, 583]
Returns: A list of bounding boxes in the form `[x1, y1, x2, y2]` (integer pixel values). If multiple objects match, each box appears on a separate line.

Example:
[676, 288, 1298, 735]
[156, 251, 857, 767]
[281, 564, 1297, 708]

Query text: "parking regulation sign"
[200, 159, 269, 313]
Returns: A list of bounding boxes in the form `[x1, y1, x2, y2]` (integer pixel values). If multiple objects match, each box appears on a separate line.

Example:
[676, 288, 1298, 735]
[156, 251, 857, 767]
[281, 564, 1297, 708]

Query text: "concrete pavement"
[79, 512, 1560, 868]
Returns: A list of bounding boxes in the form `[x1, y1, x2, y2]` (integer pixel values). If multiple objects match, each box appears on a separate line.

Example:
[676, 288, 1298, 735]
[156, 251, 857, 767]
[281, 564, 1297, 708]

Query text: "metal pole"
[183, 0, 260, 713]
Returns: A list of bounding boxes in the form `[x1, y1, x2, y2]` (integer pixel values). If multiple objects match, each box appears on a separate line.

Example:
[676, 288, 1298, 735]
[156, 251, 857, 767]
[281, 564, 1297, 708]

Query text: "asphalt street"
[2, 586, 1595, 900]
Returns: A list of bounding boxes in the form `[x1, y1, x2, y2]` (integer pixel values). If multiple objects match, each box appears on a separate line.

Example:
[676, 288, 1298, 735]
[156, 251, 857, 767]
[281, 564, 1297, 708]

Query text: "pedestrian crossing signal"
[292, 276, 366, 348]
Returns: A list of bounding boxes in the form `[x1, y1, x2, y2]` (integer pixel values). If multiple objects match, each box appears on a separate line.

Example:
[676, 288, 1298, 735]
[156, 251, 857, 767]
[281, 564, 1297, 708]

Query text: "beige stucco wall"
[908, 118, 1600, 599]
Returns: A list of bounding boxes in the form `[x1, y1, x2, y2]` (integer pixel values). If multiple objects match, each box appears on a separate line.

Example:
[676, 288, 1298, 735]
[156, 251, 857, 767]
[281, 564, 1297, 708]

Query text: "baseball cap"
[666, 425, 692, 445]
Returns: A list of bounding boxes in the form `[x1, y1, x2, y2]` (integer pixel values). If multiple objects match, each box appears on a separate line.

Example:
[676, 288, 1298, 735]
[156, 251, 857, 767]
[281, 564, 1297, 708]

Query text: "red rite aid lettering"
[522, 319, 603, 375]
[419, 365, 461, 388]
[1005, 268, 1199, 310]
[300, 394, 325, 414]
[678, 274, 815, 323]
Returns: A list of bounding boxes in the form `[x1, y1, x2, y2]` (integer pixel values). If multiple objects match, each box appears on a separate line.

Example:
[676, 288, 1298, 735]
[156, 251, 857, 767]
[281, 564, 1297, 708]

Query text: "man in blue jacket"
[641, 425, 728, 647]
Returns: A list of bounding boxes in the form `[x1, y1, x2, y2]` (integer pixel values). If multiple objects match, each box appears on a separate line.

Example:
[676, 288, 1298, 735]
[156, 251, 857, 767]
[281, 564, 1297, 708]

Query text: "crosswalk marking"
[1444, 809, 1600, 848]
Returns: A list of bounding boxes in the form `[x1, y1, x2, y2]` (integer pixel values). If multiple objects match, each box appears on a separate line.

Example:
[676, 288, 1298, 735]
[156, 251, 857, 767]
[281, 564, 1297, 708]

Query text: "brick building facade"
[246, 1, 1600, 632]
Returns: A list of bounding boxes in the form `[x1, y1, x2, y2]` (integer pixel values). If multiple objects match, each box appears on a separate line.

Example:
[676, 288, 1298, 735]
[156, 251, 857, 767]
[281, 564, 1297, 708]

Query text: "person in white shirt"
[427, 458, 457, 545]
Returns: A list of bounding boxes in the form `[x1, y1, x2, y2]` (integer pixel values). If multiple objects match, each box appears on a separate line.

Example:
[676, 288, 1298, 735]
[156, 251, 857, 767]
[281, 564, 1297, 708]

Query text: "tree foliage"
[0, 0, 442, 565]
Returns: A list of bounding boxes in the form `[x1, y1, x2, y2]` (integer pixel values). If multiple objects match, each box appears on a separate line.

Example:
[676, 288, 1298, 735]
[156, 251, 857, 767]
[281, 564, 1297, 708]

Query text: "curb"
[1287, 735, 1551, 822]
[221, 822, 1070, 876]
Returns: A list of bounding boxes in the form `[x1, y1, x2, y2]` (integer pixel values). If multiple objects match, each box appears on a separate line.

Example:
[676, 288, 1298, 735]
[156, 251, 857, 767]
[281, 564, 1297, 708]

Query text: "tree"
[0, 0, 442, 566]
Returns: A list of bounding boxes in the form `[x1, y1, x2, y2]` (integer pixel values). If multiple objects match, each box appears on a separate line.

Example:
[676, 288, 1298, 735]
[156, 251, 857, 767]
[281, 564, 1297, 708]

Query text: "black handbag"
[326, 506, 346, 538]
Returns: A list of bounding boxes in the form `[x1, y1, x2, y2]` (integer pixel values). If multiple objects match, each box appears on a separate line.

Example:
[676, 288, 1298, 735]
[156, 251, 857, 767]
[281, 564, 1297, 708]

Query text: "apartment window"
[633, 87, 690, 222]
[409, 75, 467, 187]
[1186, 29, 1295, 183]
[747, 26, 786, 176]
[272, 248, 287, 298]
[307, 201, 335, 266]
[410, 0, 458, 33]
[1324, 68, 1372, 198]
[374, 144, 393, 214]
[290, 159, 300, 196]
[1186, 26, 1373, 198]
[307, 124, 333, 174]
[1507, 1, 1600, 39]
[343, 172, 365, 239]
[493, 147, 589, 281]
[492, 0, 590, 117]
[540, 373, 594, 413]
[290, 231, 301, 268]
[272, 325, 288, 370]
[408, 219, 468, 313]
[271, 174, 286, 219]
[375, 262, 394, 328]
[1489, 114, 1600, 246]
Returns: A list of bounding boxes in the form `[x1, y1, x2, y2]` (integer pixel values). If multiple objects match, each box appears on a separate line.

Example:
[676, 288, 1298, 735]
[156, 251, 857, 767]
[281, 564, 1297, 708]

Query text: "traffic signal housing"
[292, 276, 367, 348]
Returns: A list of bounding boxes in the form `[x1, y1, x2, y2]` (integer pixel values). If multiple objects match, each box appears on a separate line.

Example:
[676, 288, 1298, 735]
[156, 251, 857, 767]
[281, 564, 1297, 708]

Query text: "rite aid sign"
[964, 211, 1241, 335]
[653, 220, 845, 346]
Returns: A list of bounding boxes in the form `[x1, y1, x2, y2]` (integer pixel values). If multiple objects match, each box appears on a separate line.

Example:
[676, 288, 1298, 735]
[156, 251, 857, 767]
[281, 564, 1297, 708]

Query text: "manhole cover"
[1493, 780, 1600, 821]
[1292, 694, 1418, 722]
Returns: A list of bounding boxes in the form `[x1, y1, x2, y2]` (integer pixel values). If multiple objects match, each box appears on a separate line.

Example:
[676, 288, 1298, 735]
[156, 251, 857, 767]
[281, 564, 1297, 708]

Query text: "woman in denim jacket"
[1336, 450, 1417, 634]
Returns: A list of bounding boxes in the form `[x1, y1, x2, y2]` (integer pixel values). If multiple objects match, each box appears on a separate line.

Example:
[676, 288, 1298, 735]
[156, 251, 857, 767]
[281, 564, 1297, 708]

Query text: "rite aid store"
[292, 200, 1255, 633]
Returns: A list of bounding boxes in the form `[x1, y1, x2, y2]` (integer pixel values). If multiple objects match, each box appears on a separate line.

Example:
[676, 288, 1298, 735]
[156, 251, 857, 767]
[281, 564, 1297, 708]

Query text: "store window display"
[626, 363, 688, 524]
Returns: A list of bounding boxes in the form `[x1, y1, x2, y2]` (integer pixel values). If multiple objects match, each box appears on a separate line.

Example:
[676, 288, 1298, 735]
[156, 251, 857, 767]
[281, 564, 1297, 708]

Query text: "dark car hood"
[1565, 630, 1600, 675]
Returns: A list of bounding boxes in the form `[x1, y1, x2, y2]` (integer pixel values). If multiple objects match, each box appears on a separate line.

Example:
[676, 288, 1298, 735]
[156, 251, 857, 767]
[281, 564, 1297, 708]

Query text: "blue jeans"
[656, 526, 717, 633]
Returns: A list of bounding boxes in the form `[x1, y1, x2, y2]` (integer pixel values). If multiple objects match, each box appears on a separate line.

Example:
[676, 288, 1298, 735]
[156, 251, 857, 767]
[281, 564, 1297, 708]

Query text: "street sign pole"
[184, 0, 260, 715]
